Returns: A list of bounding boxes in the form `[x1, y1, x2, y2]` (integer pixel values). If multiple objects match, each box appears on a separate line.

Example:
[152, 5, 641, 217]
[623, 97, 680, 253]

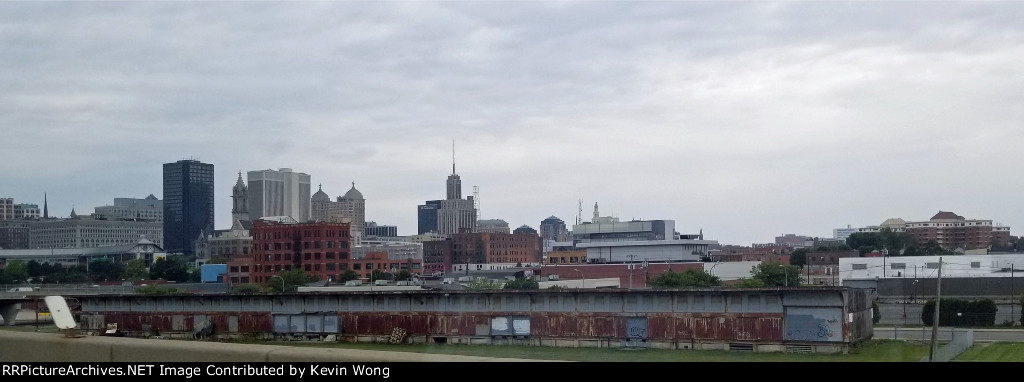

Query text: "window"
[926, 262, 940, 269]
[971, 262, 981, 269]
[852, 264, 867, 270]
[890, 263, 906, 269]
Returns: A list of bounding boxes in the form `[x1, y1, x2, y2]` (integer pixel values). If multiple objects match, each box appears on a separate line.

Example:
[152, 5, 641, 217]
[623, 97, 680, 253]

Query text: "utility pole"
[1012, 264, 1016, 325]
[929, 257, 942, 362]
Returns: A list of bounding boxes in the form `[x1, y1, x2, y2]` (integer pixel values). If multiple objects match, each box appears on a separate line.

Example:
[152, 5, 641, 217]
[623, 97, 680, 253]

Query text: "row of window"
[259, 241, 349, 250]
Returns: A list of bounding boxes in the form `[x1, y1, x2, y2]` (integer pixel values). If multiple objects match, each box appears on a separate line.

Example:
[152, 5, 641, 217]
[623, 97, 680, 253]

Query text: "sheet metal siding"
[782, 291, 843, 307]
[72, 289, 854, 344]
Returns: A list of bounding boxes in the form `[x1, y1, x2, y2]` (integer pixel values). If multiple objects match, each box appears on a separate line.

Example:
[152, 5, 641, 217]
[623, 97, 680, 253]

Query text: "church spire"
[43, 192, 48, 219]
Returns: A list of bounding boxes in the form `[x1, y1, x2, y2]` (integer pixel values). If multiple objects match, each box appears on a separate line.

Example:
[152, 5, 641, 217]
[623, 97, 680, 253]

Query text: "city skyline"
[3, 2, 1023, 245]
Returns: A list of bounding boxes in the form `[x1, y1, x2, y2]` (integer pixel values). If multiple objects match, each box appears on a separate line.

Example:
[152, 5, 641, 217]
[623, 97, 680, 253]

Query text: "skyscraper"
[163, 159, 214, 255]
[247, 168, 311, 222]
[540, 216, 570, 241]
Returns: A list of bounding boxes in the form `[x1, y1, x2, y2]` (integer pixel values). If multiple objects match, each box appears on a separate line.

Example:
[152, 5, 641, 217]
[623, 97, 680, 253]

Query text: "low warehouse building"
[74, 288, 873, 354]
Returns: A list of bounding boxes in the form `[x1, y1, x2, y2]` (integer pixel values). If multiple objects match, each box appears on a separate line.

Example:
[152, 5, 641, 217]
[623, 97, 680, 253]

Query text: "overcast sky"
[3, 2, 1023, 245]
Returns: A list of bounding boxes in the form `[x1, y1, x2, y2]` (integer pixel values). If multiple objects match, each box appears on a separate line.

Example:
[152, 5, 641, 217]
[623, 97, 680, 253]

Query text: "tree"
[394, 270, 413, 282]
[0, 260, 28, 284]
[88, 260, 125, 282]
[150, 256, 191, 282]
[903, 245, 921, 257]
[120, 259, 149, 281]
[924, 240, 949, 256]
[789, 248, 808, 268]
[751, 262, 801, 287]
[503, 277, 539, 290]
[231, 284, 264, 294]
[337, 269, 359, 283]
[370, 269, 388, 282]
[847, 232, 882, 252]
[649, 269, 722, 288]
[266, 269, 319, 292]
[466, 278, 503, 290]
[857, 246, 876, 256]
[872, 301, 881, 324]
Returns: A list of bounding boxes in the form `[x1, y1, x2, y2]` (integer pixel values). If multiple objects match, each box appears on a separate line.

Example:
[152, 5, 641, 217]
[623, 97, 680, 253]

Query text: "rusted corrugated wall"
[77, 288, 861, 345]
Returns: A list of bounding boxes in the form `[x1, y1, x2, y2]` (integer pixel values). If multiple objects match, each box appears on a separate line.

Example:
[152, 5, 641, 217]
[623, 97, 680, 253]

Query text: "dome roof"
[312, 184, 330, 202]
[341, 182, 363, 200]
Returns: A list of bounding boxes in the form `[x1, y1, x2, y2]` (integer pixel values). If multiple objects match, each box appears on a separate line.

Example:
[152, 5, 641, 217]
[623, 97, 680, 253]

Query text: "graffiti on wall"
[784, 307, 842, 342]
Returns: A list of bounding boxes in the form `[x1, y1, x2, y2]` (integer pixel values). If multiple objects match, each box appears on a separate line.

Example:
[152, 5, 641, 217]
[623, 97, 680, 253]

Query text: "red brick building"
[422, 239, 452, 275]
[451, 232, 542, 265]
[251, 219, 351, 284]
[905, 211, 1011, 250]
[423, 232, 542, 275]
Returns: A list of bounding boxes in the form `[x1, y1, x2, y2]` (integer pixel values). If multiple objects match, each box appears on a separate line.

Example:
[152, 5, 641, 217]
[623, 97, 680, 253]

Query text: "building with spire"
[420, 144, 476, 236]
[309, 182, 366, 245]
[231, 172, 249, 223]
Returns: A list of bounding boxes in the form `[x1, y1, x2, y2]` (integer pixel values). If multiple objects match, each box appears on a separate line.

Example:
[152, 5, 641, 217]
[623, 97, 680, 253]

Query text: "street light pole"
[627, 254, 636, 290]
[271, 275, 286, 292]
[574, 269, 585, 289]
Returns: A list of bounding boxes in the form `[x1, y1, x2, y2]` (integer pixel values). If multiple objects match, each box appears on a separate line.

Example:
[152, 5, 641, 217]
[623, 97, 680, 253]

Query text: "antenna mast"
[473, 185, 480, 217]
[577, 199, 583, 225]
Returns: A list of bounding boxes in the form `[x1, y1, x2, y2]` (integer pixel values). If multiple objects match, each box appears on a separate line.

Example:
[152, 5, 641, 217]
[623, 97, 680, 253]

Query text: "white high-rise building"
[247, 168, 311, 222]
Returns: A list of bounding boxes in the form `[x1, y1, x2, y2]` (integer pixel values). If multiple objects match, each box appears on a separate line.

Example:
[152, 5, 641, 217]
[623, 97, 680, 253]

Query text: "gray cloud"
[3, 2, 1023, 244]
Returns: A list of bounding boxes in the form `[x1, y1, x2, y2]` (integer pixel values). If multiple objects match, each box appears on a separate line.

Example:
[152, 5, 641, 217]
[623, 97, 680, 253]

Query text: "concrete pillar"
[0, 303, 21, 326]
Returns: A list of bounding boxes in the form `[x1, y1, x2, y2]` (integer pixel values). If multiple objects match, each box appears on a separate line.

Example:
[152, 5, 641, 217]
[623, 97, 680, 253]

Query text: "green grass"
[956, 342, 1024, 362]
[0, 325, 935, 362]
[236, 338, 931, 362]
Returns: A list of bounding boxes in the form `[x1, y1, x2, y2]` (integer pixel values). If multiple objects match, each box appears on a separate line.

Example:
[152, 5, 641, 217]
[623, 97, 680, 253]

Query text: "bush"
[231, 284, 263, 294]
[136, 284, 183, 295]
[921, 298, 997, 327]
[872, 301, 881, 324]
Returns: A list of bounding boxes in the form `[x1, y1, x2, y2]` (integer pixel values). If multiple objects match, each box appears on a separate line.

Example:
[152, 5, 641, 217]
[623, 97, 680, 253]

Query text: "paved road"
[875, 326, 1024, 342]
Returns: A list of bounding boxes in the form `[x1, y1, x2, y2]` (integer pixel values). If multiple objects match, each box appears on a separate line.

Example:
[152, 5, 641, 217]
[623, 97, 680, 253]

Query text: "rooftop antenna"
[577, 199, 583, 225]
[473, 185, 480, 217]
[452, 139, 456, 174]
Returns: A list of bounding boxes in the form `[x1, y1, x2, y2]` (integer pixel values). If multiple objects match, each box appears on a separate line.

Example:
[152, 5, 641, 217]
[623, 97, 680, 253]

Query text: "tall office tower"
[163, 159, 214, 255]
[417, 200, 441, 234]
[247, 168, 311, 222]
[231, 172, 249, 223]
[540, 215, 570, 241]
[436, 153, 475, 235]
